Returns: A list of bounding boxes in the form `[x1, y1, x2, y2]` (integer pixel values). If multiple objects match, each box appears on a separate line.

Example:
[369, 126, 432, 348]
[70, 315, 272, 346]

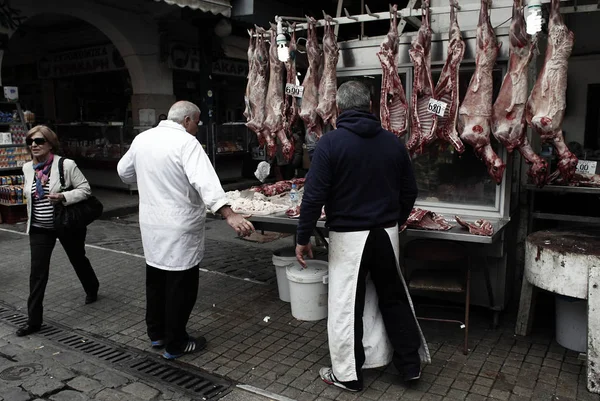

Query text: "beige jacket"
[22, 156, 92, 233]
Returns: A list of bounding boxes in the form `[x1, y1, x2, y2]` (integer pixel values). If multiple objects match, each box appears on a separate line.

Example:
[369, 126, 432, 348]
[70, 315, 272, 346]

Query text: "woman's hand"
[46, 193, 65, 204]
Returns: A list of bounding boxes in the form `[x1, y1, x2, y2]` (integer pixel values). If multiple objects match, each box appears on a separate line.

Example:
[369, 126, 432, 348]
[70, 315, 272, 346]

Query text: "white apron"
[327, 225, 431, 382]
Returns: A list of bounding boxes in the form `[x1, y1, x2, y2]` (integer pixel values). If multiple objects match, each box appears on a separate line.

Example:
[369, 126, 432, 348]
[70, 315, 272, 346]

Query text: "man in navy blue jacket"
[296, 81, 427, 392]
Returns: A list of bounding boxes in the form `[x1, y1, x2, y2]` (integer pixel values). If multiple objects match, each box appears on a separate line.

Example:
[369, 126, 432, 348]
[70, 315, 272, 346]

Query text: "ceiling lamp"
[526, 0, 543, 35]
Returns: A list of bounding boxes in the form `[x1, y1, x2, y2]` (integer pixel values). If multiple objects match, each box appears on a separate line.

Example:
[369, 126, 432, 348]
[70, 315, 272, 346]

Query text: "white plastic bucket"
[555, 295, 587, 353]
[272, 247, 297, 302]
[286, 260, 329, 321]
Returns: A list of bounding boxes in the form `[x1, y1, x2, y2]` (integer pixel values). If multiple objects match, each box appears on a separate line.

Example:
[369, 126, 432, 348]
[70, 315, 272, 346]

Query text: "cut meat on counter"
[492, 0, 548, 187]
[316, 19, 340, 128]
[377, 4, 408, 137]
[404, 208, 453, 231]
[264, 28, 293, 160]
[299, 18, 324, 140]
[286, 205, 326, 220]
[455, 216, 494, 236]
[406, 0, 437, 155]
[458, 0, 506, 184]
[284, 25, 299, 142]
[525, 0, 577, 183]
[245, 29, 274, 154]
[432, 0, 465, 153]
[250, 178, 306, 197]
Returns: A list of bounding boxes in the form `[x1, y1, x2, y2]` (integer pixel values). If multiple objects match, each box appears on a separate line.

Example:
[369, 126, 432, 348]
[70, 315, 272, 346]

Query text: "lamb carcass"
[492, 0, 548, 187]
[299, 18, 324, 140]
[406, 0, 437, 155]
[404, 208, 454, 231]
[284, 24, 299, 141]
[316, 19, 340, 128]
[458, 0, 506, 184]
[525, 0, 577, 182]
[243, 30, 256, 122]
[432, 0, 465, 153]
[455, 216, 494, 236]
[264, 28, 293, 160]
[377, 4, 409, 137]
[246, 30, 275, 155]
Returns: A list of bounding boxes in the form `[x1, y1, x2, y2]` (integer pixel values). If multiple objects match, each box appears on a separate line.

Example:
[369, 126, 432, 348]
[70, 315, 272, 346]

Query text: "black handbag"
[53, 157, 103, 232]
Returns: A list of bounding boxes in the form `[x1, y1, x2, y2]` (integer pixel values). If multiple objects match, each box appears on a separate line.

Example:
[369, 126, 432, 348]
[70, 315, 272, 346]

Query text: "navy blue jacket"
[296, 110, 418, 245]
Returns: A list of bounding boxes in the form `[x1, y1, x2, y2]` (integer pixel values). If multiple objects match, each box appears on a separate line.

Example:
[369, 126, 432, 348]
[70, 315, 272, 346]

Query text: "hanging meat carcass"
[284, 24, 299, 141]
[432, 0, 465, 153]
[525, 0, 577, 182]
[458, 0, 506, 184]
[316, 18, 340, 128]
[377, 4, 409, 137]
[264, 28, 293, 160]
[243, 30, 256, 123]
[492, 0, 548, 186]
[406, 0, 437, 155]
[299, 18, 324, 140]
[246, 29, 275, 155]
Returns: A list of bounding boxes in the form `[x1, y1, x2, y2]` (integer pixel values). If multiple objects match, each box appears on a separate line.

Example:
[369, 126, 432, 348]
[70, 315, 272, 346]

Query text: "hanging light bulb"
[526, 0, 543, 35]
[276, 17, 290, 63]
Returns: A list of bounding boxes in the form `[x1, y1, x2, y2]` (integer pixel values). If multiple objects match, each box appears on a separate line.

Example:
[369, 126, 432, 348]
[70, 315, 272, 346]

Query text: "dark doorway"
[584, 83, 600, 149]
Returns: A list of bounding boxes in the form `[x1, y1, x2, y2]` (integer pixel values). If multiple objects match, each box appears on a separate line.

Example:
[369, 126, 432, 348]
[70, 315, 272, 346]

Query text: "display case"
[201, 122, 251, 179]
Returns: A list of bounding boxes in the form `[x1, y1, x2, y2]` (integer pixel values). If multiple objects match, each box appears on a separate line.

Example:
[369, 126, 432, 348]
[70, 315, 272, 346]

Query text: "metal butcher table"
[516, 229, 600, 394]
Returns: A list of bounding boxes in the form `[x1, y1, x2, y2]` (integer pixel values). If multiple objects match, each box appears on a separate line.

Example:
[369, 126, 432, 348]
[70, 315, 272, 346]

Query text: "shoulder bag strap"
[58, 157, 66, 188]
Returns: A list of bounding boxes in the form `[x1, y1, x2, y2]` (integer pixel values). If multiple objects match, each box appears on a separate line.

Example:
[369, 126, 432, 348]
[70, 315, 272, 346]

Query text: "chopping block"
[516, 229, 600, 394]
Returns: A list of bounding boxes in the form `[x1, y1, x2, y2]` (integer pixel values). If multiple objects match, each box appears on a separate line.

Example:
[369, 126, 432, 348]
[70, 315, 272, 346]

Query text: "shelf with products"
[0, 144, 30, 171]
[0, 102, 33, 145]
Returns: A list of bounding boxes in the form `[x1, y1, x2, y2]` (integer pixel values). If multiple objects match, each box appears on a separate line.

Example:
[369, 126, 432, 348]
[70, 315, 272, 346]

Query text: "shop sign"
[427, 98, 447, 117]
[576, 160, 597, 176]
[168, 43, 202, 72]
[37, 44, 126, 79]
[212, 59, 248, 77]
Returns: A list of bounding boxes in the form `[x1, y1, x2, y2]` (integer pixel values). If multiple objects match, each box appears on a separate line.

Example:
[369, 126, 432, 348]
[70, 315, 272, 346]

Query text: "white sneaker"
[319, 367, 362, 392]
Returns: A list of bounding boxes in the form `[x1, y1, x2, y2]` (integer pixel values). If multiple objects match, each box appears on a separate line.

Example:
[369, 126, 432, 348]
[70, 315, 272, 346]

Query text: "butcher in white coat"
[117, 101, 254, 360]
[296, 81, 430, 392]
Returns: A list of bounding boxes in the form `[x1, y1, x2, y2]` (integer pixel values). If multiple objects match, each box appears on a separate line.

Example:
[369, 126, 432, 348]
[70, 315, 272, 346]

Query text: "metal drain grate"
[0, 304, 231, 399]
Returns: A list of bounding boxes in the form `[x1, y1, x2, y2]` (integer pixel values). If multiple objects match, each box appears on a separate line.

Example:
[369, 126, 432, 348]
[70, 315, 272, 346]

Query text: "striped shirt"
[31, 180, 54, 229]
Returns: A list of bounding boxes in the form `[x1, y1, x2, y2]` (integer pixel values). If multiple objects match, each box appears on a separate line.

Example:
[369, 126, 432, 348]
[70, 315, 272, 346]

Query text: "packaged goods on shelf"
[0, 111, 13, 123]
[0, 174, 24, 185]
[0, 145, 30, 169]
[10, 125, 26, 144]
[0, 132, 11, 144]
[0, 184, 25, 205]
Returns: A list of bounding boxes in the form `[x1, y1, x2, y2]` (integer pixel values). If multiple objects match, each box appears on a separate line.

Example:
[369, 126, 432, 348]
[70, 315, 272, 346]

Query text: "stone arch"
[1, 0, 173, 95]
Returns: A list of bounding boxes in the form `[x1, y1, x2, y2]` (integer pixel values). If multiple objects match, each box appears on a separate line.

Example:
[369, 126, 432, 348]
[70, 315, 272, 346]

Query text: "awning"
[155, 0, 231, 18]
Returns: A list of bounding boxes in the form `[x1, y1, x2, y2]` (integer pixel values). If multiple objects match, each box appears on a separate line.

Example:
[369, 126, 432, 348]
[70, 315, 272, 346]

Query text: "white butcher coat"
[117, 120, 228, 271]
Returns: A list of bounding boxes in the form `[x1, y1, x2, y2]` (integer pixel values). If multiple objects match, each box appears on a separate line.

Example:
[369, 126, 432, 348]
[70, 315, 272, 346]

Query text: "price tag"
[285, 83, 304, 98]
[427, 98, 448, 117]
[576, 160, 597, 175]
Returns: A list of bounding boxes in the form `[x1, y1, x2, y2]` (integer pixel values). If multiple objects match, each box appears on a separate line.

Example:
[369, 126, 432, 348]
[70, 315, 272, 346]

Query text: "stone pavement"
[0, 215, 598, 401]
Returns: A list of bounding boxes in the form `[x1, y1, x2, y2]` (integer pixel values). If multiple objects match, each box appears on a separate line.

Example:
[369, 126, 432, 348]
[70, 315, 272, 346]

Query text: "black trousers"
[346, 228, 421, 387]
[28, 226, 99, 327]
[145, 264, 199, 354]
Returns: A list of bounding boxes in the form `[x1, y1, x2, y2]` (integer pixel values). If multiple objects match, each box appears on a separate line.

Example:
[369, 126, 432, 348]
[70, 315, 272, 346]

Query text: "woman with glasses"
[16, 125, 99, 337]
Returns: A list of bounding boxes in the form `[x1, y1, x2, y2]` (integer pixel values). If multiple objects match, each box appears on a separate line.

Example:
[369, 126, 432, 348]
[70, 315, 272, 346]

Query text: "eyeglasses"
[26, 137, 47, 146]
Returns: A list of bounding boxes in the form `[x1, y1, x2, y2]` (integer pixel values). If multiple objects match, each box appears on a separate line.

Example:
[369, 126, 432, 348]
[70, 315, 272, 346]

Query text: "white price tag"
[427, 98, 448, 117]
[576, 160, 597, 175]
[285, 83, 304, 98]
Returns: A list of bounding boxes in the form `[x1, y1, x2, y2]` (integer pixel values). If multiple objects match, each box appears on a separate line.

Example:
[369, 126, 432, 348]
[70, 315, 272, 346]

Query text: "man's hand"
[295, 243, 313, 268]
[226, 213, 255, 237]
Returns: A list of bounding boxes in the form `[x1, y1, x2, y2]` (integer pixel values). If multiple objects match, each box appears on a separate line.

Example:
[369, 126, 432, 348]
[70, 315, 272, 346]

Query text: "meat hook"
[389, 3, 402, 18]
[322, 11, 336, 23]
[452, 0, 462, 11]
[365, 5, 380, 18]
[344, 8, 358, 21]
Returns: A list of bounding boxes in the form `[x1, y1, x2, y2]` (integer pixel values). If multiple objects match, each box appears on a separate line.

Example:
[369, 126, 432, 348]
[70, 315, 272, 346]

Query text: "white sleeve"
[181, 139, 228, 214]
[117, 141, 137, 184]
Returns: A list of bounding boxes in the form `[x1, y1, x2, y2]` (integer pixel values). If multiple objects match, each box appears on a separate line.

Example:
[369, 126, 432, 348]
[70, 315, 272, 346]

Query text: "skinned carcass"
[299, 18, 324, 140]
[246, 29, 275, 155]
[432, 0, 465, 153]
[492, 0, 548, 187]
[316, 19, 340, 128]
[525, 0, 577, 182]
[458, 0, 506, 184]
[377, 4, 409, 137]
[243, 31, 256, 122]
[455, 216, 494, 236]
[406, 0, 437, 155]
[264, 28, 293, 160]
[284, 24, 299, 142]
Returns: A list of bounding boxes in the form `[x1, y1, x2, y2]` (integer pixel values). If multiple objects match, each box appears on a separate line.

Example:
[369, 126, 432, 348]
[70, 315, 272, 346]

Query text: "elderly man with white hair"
[117, 100, 254, 360]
